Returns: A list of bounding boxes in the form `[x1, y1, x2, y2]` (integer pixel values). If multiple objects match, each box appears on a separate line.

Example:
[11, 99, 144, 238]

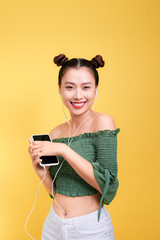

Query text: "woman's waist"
[53, 192, 101, 219]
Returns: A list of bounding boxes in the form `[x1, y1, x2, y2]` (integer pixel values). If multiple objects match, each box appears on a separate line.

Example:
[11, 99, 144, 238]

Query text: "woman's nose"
[74, 89, 83, 99]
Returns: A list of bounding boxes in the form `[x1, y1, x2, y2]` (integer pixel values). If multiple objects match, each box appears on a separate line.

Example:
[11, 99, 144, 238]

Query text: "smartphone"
[31, 134, 59, 167]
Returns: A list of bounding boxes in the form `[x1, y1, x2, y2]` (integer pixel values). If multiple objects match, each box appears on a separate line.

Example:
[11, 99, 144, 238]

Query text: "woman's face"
[59, 67, 97, 117]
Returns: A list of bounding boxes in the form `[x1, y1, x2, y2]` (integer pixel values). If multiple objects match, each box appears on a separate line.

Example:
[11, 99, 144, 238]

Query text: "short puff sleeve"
[91, 128, 120, 221]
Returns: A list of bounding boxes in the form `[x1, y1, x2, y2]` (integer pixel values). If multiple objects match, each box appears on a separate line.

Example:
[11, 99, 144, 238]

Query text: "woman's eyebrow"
[64, 82, 75, 85]
[64, 82, 92, 85]
[82, 82, 92, 85]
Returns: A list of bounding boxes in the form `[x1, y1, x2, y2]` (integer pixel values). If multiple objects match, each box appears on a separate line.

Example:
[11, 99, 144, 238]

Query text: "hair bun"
[90, 55, 105, 68]
[53, 54, 69, 66]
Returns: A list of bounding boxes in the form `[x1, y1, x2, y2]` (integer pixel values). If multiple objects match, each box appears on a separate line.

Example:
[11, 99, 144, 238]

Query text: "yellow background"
[0, 0, 160, 239]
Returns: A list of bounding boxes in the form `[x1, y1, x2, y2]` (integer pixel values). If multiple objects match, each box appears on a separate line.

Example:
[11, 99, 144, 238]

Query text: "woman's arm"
[31, 140, 102, 193]
[42, 171, 56, 196]
[31, 114, 116, 195]
[60, 114, 116, 194]
[61, 144, 102, 194]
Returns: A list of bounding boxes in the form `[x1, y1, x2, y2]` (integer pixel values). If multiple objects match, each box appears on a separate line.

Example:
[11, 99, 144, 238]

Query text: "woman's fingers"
[31, 143, 43, 151]
[28, 146, 40, 157]
[31, 150, 41, 159]
[29, 137, 32, 145]
[33, 157, 42, 165]
[28, 145, 33, 154]
[28, 139, 50, 167]
[29, 143, 42, 154]
[31, 152, 42, 164]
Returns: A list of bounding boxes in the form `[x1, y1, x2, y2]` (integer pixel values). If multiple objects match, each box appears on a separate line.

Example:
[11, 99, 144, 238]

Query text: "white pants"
[41, 204, 115, 240]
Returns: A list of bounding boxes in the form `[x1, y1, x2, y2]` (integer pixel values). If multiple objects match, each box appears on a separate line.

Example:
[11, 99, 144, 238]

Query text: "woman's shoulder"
[93, 112, 117, 132]
[49, 122, 68, 140]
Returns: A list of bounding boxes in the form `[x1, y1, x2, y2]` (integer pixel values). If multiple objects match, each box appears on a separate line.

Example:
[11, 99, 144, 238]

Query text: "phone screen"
[32, 134, 59, 166]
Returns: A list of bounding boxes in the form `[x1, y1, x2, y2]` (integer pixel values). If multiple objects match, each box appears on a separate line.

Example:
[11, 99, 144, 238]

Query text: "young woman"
[28, 54, 120, 240]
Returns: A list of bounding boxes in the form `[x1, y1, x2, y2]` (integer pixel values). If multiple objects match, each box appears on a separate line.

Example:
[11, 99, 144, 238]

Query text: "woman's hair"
[53, 54, 105, 86]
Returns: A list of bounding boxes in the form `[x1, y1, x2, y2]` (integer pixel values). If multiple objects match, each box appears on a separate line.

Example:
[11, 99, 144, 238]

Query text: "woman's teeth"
[72, 103, 84, 106]
[71, 102, 86, 108]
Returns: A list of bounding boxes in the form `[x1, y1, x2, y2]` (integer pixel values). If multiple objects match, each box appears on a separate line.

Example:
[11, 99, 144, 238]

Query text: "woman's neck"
[69, 109, 95, 130]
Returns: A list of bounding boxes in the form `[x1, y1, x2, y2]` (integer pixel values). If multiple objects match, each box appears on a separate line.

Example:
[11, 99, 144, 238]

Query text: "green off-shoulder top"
[49, 128, 120, 221]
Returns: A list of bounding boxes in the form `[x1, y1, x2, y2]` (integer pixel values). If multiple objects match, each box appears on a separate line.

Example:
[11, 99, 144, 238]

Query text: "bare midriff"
[53, 192, 102, 219]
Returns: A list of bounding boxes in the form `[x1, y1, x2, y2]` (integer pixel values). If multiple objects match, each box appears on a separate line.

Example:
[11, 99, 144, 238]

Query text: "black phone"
[31, 134, 59, 166]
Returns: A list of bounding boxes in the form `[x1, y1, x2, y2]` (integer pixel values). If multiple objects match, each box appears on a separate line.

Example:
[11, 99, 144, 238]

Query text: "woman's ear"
[59, 88, 61, 96]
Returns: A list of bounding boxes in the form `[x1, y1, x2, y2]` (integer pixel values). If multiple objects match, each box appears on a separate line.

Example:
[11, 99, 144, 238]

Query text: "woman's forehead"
[61, 67, 95, 84]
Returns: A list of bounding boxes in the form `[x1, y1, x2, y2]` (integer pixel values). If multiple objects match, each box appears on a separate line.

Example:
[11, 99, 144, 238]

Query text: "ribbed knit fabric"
[49, 128, 120, 221]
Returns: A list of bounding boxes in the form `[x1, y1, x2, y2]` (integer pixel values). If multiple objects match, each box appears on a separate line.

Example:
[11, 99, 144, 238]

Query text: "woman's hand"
[30, 140, 64, 157]
[28, 138, 65, 179]
[28, 137, 49, 179]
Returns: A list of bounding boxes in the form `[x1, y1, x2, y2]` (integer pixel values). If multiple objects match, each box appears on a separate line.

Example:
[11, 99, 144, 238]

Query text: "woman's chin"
[69, 107, 93, 117]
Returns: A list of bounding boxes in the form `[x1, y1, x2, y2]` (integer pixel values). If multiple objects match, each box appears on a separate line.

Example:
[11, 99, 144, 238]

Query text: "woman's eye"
[66, 86, 73, 90]
[83, 86, 90, 90]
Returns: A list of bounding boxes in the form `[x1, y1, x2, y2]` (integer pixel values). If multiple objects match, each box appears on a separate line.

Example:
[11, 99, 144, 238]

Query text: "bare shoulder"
[49, 122, 68, 140]
[93, 112, 117, 131]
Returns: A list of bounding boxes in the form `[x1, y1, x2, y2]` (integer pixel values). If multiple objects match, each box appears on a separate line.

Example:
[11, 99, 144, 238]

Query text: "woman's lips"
[71, 101, 86, 108]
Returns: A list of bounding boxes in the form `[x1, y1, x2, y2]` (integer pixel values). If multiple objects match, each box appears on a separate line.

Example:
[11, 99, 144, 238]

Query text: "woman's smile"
[71, 101, 87, 108]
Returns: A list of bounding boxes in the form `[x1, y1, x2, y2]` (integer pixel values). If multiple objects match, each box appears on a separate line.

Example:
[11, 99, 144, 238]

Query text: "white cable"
[67, 93, 97, 145]
[24, 166, 46, 240]
[24, 93, 98, 239]
[59, 93, 71, 126]
[68, 109, 94, 146]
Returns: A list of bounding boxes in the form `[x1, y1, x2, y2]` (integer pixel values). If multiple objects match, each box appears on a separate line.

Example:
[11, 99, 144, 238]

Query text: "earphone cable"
[68, 93, 97, 145]
[52, 93, 97, 215]
[24, 93, 97, 239]
[24, 166, 46, 240]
